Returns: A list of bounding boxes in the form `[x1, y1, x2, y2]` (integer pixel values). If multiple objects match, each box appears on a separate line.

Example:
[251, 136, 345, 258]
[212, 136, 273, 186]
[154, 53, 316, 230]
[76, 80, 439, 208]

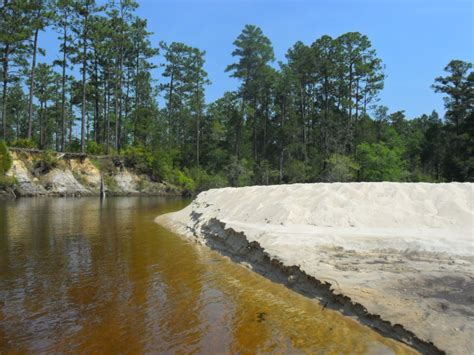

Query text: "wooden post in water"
[100, 173, 106, 199]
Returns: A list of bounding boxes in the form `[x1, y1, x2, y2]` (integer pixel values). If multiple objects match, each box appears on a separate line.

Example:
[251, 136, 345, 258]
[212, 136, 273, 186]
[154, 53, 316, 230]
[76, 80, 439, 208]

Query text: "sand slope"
[156, 182, 474, 354]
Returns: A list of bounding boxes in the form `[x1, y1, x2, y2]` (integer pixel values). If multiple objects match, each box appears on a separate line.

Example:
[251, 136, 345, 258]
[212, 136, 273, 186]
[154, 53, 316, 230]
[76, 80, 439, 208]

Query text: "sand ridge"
[156, 182, 474, 354]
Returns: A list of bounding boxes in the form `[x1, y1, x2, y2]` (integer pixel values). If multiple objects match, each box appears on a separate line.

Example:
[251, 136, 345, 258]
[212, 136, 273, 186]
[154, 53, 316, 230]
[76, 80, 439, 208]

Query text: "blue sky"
[43, 0, 473, 118]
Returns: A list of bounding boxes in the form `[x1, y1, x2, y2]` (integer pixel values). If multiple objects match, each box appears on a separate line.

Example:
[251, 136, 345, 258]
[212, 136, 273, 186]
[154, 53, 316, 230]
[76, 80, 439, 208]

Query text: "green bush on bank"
[357, 142, 408, 181]
[33, 150, 59, 174]
[0, 140, 16, 188]
[0, 140, 13, 174]
[86, 141, 112, 155]
[169, 168, 195, 194]
[10, 138, 36, 149]
[190, 168, 227, 192]
[121, 145, 154, 175]
[0, 175, 17, 188]
[120, 145, 198, 193]
[324, 154, 360, 182]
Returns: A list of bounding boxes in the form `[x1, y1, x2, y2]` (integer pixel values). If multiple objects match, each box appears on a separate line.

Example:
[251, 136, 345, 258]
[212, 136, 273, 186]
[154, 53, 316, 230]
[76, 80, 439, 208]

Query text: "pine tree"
[0, 0, 32, 141]
[226, 24, 275, 162]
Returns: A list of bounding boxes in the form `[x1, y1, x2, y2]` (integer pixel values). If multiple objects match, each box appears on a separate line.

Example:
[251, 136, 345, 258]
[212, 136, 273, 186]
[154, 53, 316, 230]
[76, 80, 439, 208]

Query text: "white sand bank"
[156, 182, 474, 354]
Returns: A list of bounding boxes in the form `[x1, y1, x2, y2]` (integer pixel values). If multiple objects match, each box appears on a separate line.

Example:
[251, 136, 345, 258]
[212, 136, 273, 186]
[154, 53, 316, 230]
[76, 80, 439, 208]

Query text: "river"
[0, 197, 415, 353]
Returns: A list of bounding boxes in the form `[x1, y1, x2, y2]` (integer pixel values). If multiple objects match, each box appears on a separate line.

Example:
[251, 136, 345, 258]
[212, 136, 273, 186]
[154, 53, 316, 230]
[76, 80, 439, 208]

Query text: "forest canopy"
[0, 0, 473, 190]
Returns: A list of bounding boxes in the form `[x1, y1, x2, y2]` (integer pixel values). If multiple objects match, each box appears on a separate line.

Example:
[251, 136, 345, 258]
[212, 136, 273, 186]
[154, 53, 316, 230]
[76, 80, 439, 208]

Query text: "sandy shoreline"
[155, 182, 474, 354]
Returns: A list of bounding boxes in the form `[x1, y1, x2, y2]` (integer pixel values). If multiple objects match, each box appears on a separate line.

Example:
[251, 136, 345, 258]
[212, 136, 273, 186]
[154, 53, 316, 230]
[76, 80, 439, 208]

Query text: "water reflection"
[0, 197, 416, 353]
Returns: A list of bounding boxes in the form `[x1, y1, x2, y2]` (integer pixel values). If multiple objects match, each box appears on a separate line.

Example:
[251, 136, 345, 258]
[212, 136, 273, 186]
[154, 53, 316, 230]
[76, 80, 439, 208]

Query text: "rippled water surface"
[0, 197, 416, 353]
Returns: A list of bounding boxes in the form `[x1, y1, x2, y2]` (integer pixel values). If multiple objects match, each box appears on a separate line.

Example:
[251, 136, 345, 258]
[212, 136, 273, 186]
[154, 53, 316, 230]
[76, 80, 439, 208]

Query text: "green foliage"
[225, 156, 254, 187]
[190, 168, 228, 192]
[357, 143, 408, 181]
[0, 0, 471, 186]
[0, 141, 13, 175]
[285, 160, 307, 183]
[254, 160, 280, 185]
[10, 139, 36, 149]
[33, 150, 59, 174]
[0, 175, 17, 188]
[432, 60, 474, 181]
[409, 170, 438, 183]
[324, 154, 359, 182]
[67, 139, 82, 153]
[167, 168, 195, 194]
[86, 141, 110, 155]
[121, 146, 154, 175]
[119, 147, 201, 193]
[152, 151, 174, 181]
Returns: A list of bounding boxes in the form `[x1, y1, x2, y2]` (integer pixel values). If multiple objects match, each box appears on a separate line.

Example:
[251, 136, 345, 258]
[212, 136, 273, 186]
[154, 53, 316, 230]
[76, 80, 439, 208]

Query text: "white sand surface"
[156, 182, 474, 354]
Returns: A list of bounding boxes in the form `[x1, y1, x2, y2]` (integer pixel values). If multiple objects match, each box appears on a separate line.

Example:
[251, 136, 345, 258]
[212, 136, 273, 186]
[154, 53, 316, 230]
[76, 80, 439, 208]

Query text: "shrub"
[86, 141, 110, 155]
[67, 138, 82, 153]
[324, 154, 359, 182]
[153, 154, 173, 181]
[254, 160, 279, 185]
[176, 169, 195, 193]
[167, 168, 195, 194]
[357, 142, 408, 181]
[285, 160, 307, 183]
[225, 156, 254, 187]
[0, 140, 13, 174]
[0, 175, 17, 188]
[10, 138, 36, 149]
[33, 150, 59, 175]
[190, 168, 228, 192]
[121, 146, 154, 175]
[409, 170, 438, 183]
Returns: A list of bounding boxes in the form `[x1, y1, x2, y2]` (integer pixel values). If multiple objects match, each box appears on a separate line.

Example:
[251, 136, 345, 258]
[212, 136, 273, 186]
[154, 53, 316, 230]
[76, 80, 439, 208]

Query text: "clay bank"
[1, 149, 181, 198]
[156, 182, 474, 354]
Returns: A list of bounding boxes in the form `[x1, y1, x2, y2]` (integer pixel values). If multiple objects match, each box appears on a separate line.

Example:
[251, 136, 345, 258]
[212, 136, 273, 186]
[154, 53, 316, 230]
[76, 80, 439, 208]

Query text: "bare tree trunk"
[27, 27, 39, 140]
[93, 52, 99, 143]
[346, 62, 354, 153]
[60, 22, 67, 152]
[196, 81, 201, 169]
[81, 27, 87, 153]
[68, 113, 72, 148]
[2, 44, 10, 140]
[252, 99, 257, 161]
[105, 73, 110, 154]
[117, 54, 123, 152]
[299, 84, 308, 161]
[279, 98, 286, 183]
[114, 78, 119, 151]
[354, 77, 360, 155]
[39, 101, 44, 148]
[168, 71, 174, 143]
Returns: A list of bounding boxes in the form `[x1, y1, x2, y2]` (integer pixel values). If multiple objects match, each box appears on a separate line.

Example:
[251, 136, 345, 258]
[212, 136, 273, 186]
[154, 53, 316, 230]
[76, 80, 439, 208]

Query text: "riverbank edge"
[0, 190, 184, 199]
[0, 148, 186, 199]
[155, 212, 443, 355]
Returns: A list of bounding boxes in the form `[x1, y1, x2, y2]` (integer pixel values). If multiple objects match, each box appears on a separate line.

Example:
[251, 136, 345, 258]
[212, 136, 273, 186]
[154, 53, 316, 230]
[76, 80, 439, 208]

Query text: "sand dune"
[156, 182, 474, 354]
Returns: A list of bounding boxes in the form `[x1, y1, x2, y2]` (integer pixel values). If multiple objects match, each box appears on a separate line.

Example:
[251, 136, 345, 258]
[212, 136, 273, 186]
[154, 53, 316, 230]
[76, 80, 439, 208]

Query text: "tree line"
[1, 0, 473, 190]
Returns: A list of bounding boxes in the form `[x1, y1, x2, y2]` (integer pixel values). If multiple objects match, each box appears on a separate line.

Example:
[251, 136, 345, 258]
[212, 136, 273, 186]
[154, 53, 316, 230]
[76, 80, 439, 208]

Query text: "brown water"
[0, 197, 416, 354]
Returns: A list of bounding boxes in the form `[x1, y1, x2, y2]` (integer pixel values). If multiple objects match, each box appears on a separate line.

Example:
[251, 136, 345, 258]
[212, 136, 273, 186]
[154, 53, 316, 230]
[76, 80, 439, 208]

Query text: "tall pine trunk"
[27, 27, 39, 140]
[1, 44, 9, 140]
[104, 71, 110, 154]
[167, 71, 174, 143]
[196, 83, 201, 169]
[252, 98, 257, 161]
[81, 25, 87, 153]
[93, 51, 99, 143]
[117, 54, 123, 152]
[60, 22, 67, 152]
